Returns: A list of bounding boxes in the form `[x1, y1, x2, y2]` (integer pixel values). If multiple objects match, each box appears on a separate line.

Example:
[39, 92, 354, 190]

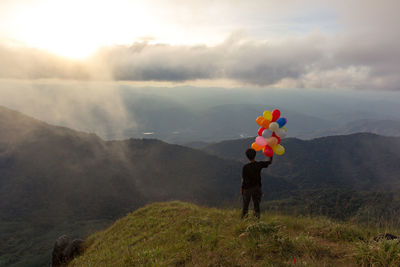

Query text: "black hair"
[245, 148, 256, 160]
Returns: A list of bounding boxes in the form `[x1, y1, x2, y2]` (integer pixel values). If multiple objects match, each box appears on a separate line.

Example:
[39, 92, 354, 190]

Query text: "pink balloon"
[264, 145, 273, 157]
[272, 109, 281, 122]
[256, 136, 267, 147]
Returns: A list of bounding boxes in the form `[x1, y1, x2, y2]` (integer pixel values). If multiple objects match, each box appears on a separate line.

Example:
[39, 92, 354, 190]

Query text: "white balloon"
[262, 130, 270, 138]
[276, 128, 287, 138]
[269, 122, 279, 132]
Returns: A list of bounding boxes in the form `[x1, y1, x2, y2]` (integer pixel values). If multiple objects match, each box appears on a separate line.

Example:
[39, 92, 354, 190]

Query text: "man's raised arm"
[260, 155, 273, 168]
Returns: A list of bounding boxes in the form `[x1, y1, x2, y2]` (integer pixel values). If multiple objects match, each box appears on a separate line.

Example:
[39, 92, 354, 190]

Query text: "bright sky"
[0, 0, 399, 90]
[2, 0, 159, 58]
[1, 0, 338, 58]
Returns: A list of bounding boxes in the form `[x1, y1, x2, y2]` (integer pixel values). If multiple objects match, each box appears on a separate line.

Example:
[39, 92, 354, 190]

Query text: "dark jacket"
[241, 158, 272, 190]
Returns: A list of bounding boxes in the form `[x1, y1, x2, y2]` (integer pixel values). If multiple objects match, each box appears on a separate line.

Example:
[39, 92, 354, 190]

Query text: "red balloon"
[263, 145, 273, 157]
[272, 109, 281, 122]
[272, 132, 281, 144]
[257, 127, 266, 136]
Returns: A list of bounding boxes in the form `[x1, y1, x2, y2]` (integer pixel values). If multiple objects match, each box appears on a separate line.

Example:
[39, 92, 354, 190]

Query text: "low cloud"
[101, 42, 222, 82]
[0, 44, 90, 79]
[1, 29, 399, 91]
[0, 79, 136, 139]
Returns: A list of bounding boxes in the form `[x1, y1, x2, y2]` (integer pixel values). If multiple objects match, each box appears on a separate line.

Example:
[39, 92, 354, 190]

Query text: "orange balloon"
[261, 120, 271, 129]
[256, 116, 265, 126]
[251, 142, 263, 151]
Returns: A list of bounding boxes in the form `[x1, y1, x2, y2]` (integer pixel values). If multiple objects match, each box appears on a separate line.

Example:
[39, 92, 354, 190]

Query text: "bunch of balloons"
[251, 109, 287, 157]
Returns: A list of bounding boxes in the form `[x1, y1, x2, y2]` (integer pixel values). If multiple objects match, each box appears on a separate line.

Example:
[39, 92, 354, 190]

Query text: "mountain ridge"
[0, 106, 240, 267]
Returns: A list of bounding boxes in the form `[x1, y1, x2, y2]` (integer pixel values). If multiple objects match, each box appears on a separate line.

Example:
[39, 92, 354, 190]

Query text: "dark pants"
[241, 186, 262, 219]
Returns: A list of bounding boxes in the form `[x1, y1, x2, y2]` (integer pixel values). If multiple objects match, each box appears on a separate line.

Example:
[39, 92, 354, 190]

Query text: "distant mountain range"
[122, 101, 335, 142]
[1, 105, 400, 266]
[124, 99, 400, 142]
[313, 119, 400, 137]
[118, 100, 400, 142]
[204, 133, 400, 191]
[3, 83, 400, 143]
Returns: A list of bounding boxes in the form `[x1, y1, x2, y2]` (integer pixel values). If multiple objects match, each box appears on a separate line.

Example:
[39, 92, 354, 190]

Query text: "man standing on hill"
[241, 148, 273, 219]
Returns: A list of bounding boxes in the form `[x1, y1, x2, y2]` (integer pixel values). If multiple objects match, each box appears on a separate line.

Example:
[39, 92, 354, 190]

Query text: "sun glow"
[9, 0, 157, 59]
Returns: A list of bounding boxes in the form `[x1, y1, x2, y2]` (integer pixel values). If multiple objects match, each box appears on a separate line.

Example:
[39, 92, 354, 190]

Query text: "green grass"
[69, 201, 400, 267]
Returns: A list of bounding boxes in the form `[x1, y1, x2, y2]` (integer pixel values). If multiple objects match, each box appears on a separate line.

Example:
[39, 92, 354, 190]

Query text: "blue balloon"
[276, 117, 287, 128]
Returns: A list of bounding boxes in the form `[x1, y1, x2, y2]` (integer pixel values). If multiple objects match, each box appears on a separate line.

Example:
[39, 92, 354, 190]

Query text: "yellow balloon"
[273, 144, 285, 155]
[281, 127, 287, 132]
[263, 110, 273, 121]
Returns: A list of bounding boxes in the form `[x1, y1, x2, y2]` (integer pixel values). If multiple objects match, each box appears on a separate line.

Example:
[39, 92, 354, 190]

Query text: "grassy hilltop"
[70, 201, 400, 267]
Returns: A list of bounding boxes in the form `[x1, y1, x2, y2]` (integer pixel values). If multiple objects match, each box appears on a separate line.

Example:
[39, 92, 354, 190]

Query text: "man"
[241, 148, 273, 219]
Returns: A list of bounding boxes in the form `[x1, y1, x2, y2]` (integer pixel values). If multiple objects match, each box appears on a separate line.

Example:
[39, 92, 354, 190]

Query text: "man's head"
[245, 148, 256, 161]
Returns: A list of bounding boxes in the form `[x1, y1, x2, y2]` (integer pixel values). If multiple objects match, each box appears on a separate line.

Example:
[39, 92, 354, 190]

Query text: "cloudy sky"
[0, 0, 399, 90]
